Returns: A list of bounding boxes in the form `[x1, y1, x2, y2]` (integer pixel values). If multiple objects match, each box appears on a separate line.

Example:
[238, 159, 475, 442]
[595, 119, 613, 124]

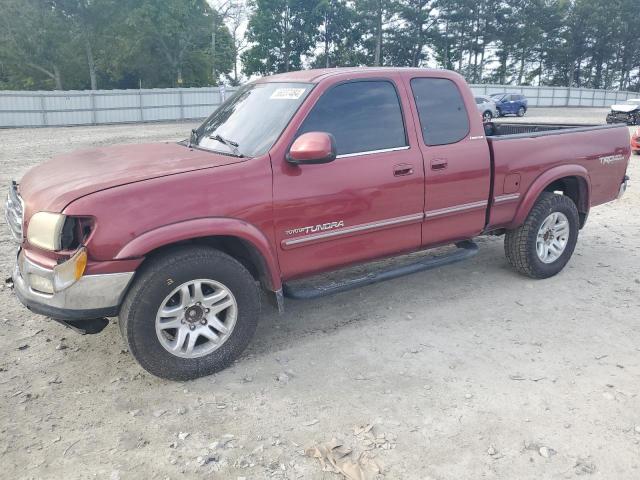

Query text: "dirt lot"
[1, 109, 639, 480]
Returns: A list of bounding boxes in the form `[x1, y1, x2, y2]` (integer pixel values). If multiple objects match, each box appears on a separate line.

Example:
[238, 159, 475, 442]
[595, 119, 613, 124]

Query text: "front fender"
[511, 165, 591, 228]
[114, 217, 282, 291]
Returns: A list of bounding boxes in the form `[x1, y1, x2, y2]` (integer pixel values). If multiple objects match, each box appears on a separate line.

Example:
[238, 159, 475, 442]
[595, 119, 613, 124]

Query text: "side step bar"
[283, 240, 478, 300]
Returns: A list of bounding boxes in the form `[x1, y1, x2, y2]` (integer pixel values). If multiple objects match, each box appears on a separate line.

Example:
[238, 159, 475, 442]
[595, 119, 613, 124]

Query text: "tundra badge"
[286, 221, 345, 236]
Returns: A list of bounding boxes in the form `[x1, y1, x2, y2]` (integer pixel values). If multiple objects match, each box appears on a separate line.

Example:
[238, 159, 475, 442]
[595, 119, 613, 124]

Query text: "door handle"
[431, 158, 448, 170]
[393, 163, 414, 176]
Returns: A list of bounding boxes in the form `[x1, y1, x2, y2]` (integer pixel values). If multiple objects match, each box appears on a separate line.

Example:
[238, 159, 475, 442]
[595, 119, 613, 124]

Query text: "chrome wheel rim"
[536, 212, 570, 264]
[155, 279, 238, 359]
[483, 112, 492, 122]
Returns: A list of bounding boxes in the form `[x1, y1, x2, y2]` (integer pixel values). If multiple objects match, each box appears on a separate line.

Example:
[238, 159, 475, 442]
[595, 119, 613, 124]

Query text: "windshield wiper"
[209, 133, 244, 157]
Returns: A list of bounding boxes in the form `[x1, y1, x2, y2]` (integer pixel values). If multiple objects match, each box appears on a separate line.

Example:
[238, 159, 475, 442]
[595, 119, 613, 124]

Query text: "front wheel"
[119, 246, 260, 380]
[517, 106, 526, 117]
[504, 192, 579, 279]
[482, 111, 493, 122]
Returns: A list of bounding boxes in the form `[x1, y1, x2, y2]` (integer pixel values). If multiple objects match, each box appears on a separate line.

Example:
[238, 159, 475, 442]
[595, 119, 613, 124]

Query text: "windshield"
[194, 82, 313, 157]
[490, 93, 506, 101]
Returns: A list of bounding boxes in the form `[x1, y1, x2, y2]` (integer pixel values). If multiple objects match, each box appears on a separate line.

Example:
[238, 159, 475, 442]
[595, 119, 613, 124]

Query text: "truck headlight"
[27, 212, 81, 251]
[27, 212, 67, 251]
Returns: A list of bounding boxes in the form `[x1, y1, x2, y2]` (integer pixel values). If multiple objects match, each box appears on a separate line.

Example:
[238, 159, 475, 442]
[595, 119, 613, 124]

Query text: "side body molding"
[511, 164, 591, 228]
[114, 218, 282, 291]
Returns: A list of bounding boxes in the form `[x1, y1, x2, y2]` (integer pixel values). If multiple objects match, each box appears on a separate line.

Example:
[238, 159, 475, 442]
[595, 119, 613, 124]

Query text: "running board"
[283, 240, 478, 300]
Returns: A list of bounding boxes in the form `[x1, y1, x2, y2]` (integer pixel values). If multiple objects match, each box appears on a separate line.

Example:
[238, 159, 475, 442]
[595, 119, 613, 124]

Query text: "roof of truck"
[255, 67, 456, 84]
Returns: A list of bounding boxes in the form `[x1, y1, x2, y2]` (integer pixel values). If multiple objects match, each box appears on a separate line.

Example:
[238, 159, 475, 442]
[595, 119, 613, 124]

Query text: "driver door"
[271, 77, 425, 280]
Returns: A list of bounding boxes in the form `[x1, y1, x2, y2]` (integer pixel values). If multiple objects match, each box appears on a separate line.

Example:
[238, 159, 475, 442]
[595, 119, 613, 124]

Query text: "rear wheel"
[119, 246, 260, 380]
[482, 111, 493, 122]
[504, 192, 579, 279]
[517, 106, 526, 117]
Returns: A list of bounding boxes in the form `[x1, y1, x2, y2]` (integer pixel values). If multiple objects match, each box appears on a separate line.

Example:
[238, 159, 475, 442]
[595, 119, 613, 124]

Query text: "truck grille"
[5, 182, 24, 243]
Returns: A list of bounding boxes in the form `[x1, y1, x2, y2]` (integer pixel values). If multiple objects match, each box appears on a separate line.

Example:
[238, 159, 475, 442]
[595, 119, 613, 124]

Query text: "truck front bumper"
[12, 251, 134, 321]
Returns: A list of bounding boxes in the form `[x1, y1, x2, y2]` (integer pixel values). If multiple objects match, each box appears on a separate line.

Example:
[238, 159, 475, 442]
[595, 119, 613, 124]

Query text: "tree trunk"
[412, 20, 423, 67]
[53, 65, 62, 90]
[517, 47, 525, 85]
[374, 2, 382, 66]
[443, 19, 449, 69]
[212, 15, 217, 83]
[498, 50, 507, 84]
[593, 55, 603, 90]
[479, 42, 486, 82]
[84, 37, 97, 90]
[25, 61, 62, 89]
[325, 11, 330, 68]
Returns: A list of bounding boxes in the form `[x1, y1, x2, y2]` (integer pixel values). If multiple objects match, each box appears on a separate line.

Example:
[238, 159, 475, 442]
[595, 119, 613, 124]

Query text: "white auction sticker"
[270, 88, 306, 100]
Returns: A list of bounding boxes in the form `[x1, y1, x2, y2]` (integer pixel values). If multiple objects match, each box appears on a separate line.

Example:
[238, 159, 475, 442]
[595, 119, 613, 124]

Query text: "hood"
[610, 104, 639, 113]
[19, 142, 245, 213]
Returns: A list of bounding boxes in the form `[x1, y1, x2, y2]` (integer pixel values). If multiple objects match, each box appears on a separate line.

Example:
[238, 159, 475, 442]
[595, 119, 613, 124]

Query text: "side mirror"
[286, 132, 337, 165]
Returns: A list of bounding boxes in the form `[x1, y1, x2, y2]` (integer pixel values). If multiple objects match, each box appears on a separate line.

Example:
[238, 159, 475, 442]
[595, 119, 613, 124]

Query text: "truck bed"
[484, 122, 619, 138]
[484, 121, 630, 231]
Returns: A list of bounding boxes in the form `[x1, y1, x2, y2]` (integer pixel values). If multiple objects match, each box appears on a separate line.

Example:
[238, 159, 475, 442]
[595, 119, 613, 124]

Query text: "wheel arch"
[115, 218, 282, 292]
[511, 166, 591, 229]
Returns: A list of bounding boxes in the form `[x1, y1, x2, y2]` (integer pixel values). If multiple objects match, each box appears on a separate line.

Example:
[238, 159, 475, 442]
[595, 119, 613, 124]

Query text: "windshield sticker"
[270, 88, 306, 100]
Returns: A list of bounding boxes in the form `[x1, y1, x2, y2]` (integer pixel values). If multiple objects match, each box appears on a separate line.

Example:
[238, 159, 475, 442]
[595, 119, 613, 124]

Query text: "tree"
[48, 0, 116, 90]
[0, 0, 75, 89]
[243, 0, 321, 75]
[311, 0, 364, 68]
[124, 0, 233, 87]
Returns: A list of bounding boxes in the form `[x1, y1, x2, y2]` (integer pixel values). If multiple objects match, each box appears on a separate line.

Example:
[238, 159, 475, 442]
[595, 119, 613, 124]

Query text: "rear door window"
[410, 78, 470, 146]
[297, 80, 407, 156]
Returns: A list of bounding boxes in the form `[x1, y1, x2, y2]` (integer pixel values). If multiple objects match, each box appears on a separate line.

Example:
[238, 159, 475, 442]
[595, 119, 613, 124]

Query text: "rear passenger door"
[406, 76, 491, 246]
[272, 78, 425, 279]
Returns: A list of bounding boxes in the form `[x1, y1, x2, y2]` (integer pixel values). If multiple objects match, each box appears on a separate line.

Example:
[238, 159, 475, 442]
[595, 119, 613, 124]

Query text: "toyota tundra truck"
[5, 68, 630, 380]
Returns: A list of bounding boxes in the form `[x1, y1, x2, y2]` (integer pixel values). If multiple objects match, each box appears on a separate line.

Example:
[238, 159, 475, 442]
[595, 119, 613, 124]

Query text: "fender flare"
[511, 165, 591, 228]
[114, 217, 282, 291]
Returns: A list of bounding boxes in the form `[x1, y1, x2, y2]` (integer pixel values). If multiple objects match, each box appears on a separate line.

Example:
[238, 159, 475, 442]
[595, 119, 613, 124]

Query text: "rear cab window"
[410, 77, 470, 146]
[297, 80, 408, 156]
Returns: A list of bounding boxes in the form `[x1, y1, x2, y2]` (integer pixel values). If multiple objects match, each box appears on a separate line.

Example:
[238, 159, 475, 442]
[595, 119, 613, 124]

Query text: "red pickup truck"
[5, 68, 630, 380]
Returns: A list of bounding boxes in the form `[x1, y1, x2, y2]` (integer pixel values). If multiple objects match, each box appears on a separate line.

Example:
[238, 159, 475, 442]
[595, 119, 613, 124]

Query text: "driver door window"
[297, 81, 408, 156]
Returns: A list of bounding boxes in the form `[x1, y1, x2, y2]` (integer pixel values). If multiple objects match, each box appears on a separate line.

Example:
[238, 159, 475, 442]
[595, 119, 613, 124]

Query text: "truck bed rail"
[485, 122, 622, 140]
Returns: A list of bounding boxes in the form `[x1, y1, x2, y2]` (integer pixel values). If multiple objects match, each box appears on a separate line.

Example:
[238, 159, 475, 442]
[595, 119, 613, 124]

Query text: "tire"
[119, 246, 260, 381]
[504, 192, 579, 279]
[517, 106, 526, 117]
[496, 107, 502, 117]
[482, 111, 493, 122]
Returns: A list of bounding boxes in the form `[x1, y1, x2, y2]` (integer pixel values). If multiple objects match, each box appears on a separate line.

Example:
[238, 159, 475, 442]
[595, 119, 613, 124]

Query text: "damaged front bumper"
[12, 249, 134, 322]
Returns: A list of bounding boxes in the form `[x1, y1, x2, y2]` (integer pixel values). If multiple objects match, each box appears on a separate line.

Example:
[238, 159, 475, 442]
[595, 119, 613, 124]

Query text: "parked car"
[632, 128, 640, 154]
[6, 68, 630, 380]
[474, 95, 498, 122]
[490, 92, 528, 117]
[606, 99, 640, 125]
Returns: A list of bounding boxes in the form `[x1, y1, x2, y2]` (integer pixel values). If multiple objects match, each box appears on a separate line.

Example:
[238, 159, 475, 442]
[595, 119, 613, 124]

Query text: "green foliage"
[0, 0, 234, 90]
[1, 0, 639, 91]
[242, 0, 322, 75]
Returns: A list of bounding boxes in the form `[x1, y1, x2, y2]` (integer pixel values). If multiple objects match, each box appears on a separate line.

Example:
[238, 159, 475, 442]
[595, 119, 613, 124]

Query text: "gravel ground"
[1, 109, 639, 479]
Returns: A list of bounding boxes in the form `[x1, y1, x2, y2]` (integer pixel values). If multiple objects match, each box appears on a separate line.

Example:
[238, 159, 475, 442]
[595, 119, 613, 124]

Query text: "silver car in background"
[475, 95, 498, 122]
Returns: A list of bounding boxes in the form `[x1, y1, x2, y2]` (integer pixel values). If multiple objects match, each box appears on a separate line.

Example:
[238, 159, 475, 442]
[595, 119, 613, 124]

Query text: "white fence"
[0, 83, 637, 128]
[0, 86, 237, 128]
[469, 84, 637, 108]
